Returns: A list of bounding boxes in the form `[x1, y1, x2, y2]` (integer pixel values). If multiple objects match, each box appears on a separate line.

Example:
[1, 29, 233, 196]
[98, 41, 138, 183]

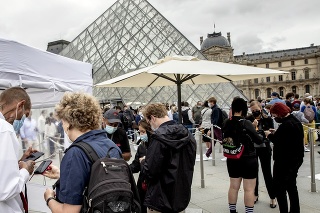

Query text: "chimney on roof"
[310, 43, 314, 47]
[227, 32, 231, 45]
[200, 36, 203, 45]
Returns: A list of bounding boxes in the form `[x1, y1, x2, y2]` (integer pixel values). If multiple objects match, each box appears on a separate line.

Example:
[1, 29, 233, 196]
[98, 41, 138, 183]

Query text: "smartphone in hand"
[23, 151, 44, 161]
[34, 160, 52, 175]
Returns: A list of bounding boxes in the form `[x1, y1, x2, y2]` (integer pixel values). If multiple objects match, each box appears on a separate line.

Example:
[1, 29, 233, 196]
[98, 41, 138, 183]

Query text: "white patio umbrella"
[96, 55, 288, 123]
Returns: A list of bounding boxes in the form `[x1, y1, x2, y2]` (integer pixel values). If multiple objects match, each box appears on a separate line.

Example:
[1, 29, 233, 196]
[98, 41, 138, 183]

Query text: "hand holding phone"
[23, 151, 44, 162]
[34, 160, 52, 175]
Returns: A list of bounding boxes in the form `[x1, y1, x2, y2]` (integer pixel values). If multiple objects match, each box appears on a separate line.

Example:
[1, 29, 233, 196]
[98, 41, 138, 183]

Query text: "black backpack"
[70, 142, 141, 213]
[217, 108, 228, 127]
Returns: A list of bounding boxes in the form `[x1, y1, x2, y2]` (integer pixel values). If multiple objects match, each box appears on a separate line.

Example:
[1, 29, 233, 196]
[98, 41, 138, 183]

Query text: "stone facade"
[201, 35, 320, 100]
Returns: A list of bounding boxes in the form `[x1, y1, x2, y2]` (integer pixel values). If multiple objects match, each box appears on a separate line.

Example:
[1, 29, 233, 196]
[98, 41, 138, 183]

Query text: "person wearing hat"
[103, 109, 131, 161]
[268, 92, 286, 106]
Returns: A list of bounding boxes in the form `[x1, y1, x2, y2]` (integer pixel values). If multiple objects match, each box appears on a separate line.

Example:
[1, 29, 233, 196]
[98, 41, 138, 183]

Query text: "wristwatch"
[46, 197, 55, 207]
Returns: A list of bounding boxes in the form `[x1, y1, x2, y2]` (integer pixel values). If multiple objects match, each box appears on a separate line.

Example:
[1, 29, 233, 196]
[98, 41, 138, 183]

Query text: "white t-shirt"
[0, 112, 29, 213]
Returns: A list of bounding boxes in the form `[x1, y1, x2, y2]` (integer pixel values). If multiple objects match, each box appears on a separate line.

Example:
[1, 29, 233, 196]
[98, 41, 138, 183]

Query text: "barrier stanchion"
[309, 128, 317, 192]
[58, 149, 63, 164]
[196, 130, 205, 188]
[211, 125, 215, 166]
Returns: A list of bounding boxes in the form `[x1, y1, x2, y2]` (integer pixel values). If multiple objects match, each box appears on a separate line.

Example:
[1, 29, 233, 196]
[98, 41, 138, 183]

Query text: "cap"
[293, 103, 300, 108]
[103, 109, 121, 123]
[271, 92, 279, 97]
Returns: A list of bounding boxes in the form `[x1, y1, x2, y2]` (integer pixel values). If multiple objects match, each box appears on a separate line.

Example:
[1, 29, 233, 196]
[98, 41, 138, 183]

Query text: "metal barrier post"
[211, 125, 216, 166]
[309, 128, 317, 192]
[59, 149, 63, 164]
[196, 130, 205, 188]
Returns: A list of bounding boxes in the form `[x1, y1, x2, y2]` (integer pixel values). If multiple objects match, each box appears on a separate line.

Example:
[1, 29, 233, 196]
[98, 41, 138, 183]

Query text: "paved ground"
[29, 139, 320, 213]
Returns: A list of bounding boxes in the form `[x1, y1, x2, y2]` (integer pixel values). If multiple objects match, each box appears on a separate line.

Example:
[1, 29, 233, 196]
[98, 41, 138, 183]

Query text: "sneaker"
[304, 147, 310, 152]
[221, 157, 227, 161]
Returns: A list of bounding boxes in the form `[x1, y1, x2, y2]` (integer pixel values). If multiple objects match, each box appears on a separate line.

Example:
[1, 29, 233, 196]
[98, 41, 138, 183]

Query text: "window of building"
[305, 85, 310, 94]
[279, 75, 283, 81]
[291, 71, 296, 80]
[266, 63, 269, 68]
[278, 62, 282, 67]
[279, 87, 284, 97]
[292, 86, 297, 94]
[254, 89, 260, 99]
[266, 77, 270, 82]
[305, 69, 309, 79]
[291, 60, 295, 65]
[266, 88, 272, 97]
[305, 59, 308, 64]
[254, 78, 258, 83]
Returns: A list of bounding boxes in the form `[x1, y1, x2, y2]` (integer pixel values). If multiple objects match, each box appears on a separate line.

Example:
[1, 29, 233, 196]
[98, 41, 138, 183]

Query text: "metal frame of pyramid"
[59, 0, 246, 109]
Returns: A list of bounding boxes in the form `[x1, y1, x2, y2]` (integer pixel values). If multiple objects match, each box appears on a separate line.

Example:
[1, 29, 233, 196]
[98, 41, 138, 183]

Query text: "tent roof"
[0, 38, 93, 108]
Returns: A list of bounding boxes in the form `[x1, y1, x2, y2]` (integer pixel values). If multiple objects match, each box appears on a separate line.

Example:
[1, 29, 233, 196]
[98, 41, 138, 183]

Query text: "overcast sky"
[1, 0, 319, 55]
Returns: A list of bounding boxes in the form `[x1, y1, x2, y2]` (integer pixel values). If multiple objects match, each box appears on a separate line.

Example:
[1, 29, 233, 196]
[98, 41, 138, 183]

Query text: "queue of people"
[0, 86, 312, 213]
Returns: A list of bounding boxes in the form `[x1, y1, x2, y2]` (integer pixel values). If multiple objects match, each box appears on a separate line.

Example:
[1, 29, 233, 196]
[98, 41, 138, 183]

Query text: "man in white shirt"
[20, 111, 38, 149]
[0, 87, 35, 213]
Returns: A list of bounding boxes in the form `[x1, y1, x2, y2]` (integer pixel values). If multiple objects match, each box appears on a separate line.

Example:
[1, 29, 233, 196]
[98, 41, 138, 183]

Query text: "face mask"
[291, 98, 294, 102]
[12, 103, 26, 133]
[274, 117, 283, 123]
[13, 114, 26, 133]
[105, 125, 117, 134]
[140, 134, 148, 142]
[252, 110, 261, 118]
[138, 112, 143, 116]
[208, 103, 213, 108]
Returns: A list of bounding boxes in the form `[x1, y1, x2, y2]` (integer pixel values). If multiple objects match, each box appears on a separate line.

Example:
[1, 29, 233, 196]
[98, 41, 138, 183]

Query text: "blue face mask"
[12, 103, 26, 133]
[140, 134, 148, 142]
[13, 114, 26, 133]
[105, 125, 117, 134]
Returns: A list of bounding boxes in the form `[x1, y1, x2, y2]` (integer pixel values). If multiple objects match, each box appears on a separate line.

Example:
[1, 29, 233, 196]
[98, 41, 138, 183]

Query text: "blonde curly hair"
[55, 92, 101, 132]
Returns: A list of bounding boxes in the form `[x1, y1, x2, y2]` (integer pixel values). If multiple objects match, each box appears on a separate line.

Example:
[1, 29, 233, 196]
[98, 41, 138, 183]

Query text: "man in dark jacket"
[142, 103, 196, 213]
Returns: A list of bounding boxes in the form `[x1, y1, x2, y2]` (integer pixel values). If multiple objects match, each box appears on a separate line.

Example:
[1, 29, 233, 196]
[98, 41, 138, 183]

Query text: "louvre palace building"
[200, 32, 320, 100]
[49, 0, 319, 108]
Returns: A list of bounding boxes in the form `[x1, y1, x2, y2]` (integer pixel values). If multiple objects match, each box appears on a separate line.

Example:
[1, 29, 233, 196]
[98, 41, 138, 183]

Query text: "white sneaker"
[304, 147, 310, 152]
[221, 157, 227, 161]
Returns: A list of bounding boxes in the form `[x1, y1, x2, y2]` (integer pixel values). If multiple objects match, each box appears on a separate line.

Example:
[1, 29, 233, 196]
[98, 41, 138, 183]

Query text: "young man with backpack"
[141, 103, 196, 213]
[43, 92, 139, 213]
[301, 98, 318, 150]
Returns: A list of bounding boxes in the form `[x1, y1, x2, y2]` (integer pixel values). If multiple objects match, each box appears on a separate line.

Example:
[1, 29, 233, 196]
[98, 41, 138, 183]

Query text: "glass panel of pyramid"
[59, 0, 245, 109]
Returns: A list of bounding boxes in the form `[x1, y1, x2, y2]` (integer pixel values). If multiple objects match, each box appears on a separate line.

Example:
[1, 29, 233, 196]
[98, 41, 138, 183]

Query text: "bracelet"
[46, 197, 55, 207]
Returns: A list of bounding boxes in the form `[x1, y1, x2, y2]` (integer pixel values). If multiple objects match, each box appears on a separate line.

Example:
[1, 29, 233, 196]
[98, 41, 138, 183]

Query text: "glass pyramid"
[59, 0, 245, 109]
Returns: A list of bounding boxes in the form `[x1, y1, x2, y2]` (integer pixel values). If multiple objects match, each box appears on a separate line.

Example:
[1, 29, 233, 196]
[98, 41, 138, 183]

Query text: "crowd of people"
[0, 86, 318, 213]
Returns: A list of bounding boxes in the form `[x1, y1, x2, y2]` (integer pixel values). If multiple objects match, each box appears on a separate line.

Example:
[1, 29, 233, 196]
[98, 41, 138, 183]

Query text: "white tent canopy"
[0, 38, 93, 108]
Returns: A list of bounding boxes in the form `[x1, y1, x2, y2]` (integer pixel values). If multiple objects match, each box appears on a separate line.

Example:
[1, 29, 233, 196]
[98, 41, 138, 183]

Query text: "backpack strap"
[71, 142, 100, 163]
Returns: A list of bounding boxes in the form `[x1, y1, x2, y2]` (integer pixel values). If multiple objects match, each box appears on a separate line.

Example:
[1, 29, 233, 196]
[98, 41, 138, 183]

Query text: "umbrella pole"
[177, 75, 182, 124]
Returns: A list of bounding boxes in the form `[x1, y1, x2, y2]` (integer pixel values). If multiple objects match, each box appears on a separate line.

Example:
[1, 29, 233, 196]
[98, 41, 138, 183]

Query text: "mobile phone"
[23, 151, 44, 161]
[34, 160, 52, 175]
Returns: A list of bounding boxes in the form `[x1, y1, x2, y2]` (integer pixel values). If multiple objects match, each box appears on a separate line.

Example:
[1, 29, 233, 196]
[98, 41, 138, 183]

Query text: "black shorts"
[202, 128, 211, 142]
[227, 157, 258, 179]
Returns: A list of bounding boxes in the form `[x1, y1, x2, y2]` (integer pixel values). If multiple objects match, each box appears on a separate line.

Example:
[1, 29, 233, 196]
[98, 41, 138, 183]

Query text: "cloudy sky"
[1, 0, 319, 55]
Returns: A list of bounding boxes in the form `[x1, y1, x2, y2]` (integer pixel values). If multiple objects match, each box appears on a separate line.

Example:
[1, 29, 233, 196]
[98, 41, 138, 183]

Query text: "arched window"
[292, 86, 297, 94]
[254, 89, 260, 99]
[279, 87, 284, 98]
[266, 88, 272, 98]
[305, 85, 310, 94]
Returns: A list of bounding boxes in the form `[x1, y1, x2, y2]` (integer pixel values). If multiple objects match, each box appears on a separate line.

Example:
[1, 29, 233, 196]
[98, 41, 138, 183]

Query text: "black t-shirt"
[107, 127, 131, 153]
